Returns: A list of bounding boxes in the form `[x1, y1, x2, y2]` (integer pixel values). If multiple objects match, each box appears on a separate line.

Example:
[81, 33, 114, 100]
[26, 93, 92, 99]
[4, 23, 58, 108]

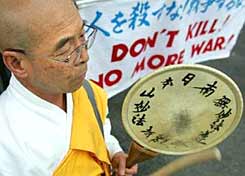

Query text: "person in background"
[0, 0, 138, 175]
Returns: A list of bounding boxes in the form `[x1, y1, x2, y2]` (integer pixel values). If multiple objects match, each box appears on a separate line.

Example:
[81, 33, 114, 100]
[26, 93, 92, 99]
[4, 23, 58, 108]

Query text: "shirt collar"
[8, 74, 72, 112]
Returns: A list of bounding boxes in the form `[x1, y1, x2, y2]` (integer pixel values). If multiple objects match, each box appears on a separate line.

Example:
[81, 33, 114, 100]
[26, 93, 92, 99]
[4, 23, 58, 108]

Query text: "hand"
[111, 151, 138, 176]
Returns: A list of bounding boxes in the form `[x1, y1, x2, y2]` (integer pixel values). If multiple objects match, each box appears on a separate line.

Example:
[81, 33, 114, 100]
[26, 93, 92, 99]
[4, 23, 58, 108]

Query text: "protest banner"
[77, 0, 245, 97]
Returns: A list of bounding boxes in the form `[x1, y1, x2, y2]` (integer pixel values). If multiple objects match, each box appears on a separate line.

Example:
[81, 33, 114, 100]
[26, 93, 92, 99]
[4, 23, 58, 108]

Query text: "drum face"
[122, 64, 243, 155]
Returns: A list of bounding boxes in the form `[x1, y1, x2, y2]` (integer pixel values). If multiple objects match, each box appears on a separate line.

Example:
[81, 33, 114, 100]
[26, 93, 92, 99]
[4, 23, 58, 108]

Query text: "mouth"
[79, 71, 87, 80]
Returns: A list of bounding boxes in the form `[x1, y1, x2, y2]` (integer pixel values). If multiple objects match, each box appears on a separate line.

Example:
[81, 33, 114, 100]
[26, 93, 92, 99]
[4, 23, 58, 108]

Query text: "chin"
[66, 80, 84, 93]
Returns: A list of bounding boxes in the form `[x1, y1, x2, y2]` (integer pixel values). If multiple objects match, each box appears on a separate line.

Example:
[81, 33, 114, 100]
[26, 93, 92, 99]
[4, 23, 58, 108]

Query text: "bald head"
[0, 0, 79, 54]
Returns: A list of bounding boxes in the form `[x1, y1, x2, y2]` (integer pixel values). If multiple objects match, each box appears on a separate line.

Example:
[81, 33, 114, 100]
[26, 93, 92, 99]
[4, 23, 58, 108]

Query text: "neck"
[18, 79, 67, 112]
[37, 93, 67, 112]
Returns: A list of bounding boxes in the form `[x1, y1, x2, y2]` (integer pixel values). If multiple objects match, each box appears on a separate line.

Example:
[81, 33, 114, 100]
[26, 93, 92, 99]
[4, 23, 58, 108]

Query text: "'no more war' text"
[92, 18, 234, 88]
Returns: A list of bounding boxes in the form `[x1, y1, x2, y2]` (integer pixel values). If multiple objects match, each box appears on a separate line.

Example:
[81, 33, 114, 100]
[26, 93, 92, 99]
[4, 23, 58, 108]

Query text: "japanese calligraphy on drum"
[122, 64, 243, 155]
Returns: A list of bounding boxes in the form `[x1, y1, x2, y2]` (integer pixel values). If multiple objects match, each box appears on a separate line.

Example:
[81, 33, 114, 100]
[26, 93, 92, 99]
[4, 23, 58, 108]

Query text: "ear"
[2, 51, 29, 79]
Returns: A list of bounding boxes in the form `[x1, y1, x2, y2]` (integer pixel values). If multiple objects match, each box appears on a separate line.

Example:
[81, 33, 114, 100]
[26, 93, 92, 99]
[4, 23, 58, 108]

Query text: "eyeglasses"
[4, 20, 97, 65]
[52, 21, 97, 64]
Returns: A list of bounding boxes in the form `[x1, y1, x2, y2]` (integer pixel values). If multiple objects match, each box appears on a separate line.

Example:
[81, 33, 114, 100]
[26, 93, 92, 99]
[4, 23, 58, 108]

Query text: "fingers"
[125, 164, 138, 175]
[111, 151, 138, 176]
[117, 156, 126, 176]
[114, 164, 138, 176]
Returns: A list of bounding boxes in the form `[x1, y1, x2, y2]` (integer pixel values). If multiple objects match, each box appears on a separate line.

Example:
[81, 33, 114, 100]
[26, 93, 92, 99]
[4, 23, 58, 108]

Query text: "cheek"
[31, 59, 83, 90]
[63, 67, 76, 80]
[30, 63, 46, 80]
[32, 62, 61, 83]
[64, 65, 85, 79]
[57, 66, 81, 88]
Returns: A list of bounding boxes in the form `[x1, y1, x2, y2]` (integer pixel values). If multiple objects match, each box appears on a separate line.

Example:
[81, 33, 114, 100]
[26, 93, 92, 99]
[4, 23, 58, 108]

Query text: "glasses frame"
[3, 20, 97, 65]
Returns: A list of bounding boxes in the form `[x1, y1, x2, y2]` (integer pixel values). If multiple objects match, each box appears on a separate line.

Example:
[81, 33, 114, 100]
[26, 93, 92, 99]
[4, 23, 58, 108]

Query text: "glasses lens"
[67, 46, 81, 64]
[83, 24, 97, 49]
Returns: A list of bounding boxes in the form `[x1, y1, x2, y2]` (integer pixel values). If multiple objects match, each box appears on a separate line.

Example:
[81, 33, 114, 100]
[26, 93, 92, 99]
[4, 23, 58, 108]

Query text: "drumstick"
[150, 147, 221, 176]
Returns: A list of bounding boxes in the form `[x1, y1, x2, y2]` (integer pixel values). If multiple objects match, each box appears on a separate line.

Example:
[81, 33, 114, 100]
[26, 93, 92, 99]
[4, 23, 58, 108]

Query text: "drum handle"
[126, 142, 159, 168]
[150, 147, 221, 176]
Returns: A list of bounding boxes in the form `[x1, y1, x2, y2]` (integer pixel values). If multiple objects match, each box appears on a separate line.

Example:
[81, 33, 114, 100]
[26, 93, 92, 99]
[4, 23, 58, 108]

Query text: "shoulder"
[83, 80, 109, 121]
[74, 80, 108, 102]
[0, 111, 23, 175]
[0, 90, 9, 123]
[88, 80, 108, 99]
[85, 80, 108, 107]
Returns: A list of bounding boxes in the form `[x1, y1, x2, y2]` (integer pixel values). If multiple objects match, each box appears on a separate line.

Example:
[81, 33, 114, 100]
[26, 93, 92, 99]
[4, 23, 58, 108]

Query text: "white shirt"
[0, 76, 122, 176]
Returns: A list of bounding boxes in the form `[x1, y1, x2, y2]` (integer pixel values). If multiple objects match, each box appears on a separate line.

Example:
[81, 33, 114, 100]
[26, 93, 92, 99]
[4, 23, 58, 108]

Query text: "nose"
[80, 47, 89, 63]
[74, 47, 89, 66]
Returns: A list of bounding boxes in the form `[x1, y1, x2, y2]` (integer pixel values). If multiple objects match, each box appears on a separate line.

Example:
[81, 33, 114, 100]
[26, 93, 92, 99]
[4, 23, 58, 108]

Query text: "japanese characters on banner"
[77, 0, 245, 98]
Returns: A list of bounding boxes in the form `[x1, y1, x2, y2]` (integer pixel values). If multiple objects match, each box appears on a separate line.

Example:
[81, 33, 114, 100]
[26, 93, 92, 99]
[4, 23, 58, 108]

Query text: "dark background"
[109, 26, 244, 176]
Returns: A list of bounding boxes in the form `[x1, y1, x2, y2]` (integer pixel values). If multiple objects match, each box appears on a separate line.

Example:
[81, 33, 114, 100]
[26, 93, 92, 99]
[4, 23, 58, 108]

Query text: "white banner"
[77, 0, 245, 98]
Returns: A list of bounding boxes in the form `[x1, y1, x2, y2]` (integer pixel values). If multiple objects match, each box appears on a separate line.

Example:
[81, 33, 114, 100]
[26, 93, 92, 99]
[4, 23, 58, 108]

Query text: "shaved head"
[0, 0, 89, 104]
[0, 0, 78, 54]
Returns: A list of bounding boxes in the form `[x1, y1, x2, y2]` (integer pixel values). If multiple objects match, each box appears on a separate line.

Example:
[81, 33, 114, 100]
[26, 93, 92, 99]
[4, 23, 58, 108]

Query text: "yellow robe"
[53, 81, 111, 176]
